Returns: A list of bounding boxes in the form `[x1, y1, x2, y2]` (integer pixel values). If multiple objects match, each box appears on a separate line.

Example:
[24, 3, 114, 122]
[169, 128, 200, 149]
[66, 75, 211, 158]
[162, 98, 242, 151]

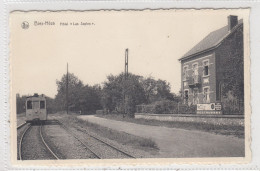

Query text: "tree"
[55, 73, 102, 114]
[140, 77, 176, 103]
[102, 73, 146, 116]
[221, 28, 244, 103]
[16, 94, 27, 114]
[55, 73, 84, 112]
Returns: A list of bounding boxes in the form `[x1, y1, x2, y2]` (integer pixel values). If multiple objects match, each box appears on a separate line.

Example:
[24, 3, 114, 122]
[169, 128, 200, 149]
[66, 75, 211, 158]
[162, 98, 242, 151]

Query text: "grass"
[96, 114, 245, 139]
[57, 114, 159, 153]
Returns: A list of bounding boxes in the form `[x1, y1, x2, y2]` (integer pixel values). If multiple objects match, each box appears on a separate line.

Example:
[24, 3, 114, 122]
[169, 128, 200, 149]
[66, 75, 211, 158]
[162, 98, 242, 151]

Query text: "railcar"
[25, 93, 47, 123]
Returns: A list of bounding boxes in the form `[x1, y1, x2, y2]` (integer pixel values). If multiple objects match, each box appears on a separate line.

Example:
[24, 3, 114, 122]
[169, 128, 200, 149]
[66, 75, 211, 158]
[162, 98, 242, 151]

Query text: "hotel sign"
[197, 103, 215, 110]
[196, 103, 222, 115]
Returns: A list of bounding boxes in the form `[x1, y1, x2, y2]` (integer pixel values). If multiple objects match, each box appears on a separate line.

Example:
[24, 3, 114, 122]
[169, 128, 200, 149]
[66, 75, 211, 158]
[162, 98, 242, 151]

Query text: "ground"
[79, 115, 245, 158]
[16, 113, 245, 158]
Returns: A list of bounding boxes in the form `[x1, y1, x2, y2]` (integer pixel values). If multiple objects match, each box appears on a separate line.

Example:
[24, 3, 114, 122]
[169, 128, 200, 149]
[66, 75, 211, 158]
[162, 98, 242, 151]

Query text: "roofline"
[179, 22, 243, 62]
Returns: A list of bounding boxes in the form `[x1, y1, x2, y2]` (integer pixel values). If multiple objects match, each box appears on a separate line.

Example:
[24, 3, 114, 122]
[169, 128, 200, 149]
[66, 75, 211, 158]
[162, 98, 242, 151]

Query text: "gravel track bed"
[43, 124, 98, 159]
[57, 118, 157, 158]
[51, 115, 158, 158]
[62, 124, 133, 159]
[21, 125, 56, 160]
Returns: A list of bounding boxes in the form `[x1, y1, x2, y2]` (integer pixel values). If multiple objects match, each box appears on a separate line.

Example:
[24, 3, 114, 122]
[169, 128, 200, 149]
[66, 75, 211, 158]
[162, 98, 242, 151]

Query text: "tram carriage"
[25, 93, 47, 123]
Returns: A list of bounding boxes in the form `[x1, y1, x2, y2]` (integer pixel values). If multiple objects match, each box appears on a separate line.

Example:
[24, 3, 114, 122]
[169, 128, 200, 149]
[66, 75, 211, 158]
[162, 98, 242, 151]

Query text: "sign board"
[197, 103, 215, 111]
[215, 102, 222, 110]
[196, 103, 222, 115]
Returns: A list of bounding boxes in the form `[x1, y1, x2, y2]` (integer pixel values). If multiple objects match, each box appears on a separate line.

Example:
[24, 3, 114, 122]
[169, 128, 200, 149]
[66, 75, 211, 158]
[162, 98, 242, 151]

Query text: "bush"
[137, 100, 178, 114]
[178, 104, 196, 114]
[96, 110, 104, 115]
[136, 100, 197, 114]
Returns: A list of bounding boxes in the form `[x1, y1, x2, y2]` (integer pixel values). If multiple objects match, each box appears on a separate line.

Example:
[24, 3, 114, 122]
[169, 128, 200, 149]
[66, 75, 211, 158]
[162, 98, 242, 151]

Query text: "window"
[193, 89, 199, 104]
[40, 101, 45, 109]
[203, 87, 210, 103]
[183, 66, 188, 80]
[184, 90, 189, 104]
[192, 63, 198, 76]
[27, 100, 32, 109]
[203, 60, 209, 76]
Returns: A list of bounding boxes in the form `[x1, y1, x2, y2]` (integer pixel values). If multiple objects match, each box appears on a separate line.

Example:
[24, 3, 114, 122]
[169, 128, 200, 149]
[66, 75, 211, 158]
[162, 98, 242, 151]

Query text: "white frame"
[1, 1, 259, 170]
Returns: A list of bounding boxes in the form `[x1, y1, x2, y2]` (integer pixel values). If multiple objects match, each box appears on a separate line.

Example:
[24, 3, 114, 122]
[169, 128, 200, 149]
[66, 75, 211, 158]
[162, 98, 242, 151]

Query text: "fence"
[222, 99, 244, 115]
[136, 100, 244, 115]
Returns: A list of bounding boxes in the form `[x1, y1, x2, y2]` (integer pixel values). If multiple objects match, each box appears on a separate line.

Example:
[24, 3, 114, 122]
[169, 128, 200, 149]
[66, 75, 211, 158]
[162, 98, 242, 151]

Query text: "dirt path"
[78, 115, 245, 158]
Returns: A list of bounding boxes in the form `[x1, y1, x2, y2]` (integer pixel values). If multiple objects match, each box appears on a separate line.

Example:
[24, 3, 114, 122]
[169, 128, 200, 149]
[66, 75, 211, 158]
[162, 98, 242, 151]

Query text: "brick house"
[179, 15, 244, 113]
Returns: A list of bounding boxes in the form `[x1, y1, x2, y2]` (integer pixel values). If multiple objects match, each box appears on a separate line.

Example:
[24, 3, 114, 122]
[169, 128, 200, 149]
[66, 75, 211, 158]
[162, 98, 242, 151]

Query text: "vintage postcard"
[9, 9, 250, 166]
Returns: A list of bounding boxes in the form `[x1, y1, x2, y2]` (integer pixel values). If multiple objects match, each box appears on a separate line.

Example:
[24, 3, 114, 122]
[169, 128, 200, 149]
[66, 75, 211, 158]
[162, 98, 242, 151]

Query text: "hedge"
[136, 100, 196, 114]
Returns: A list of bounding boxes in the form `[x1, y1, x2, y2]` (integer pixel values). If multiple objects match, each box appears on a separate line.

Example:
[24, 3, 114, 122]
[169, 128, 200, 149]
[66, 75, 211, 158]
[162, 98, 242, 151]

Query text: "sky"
[10, 10, 247, 98]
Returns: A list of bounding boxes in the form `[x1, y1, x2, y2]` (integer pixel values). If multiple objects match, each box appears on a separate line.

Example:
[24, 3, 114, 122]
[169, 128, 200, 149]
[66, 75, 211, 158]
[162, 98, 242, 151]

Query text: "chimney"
[228, 15, 238, 31]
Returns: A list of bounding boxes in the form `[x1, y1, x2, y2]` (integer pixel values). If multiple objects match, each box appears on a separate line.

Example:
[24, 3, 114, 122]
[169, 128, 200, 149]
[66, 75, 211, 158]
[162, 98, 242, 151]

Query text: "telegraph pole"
[123, 49, 129, 117]
[125, 48, 128, 79]
[66, 63, 69, 114]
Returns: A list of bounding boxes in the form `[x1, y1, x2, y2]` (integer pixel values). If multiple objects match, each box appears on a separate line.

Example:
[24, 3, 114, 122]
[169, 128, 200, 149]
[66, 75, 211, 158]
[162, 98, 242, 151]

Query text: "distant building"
[179, 15, 244, 114]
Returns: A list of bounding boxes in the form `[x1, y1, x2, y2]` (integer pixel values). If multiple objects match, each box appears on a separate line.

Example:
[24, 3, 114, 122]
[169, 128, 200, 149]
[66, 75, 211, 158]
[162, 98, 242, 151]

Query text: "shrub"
[137, 100, 179, 114]
[136, 100, 196, 114]
[96, 110, 104, 115]
[178, 104, 196, 114]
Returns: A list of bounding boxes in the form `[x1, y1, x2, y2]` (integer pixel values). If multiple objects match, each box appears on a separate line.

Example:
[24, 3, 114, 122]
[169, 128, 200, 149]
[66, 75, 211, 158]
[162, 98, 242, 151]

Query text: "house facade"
[179, 15, 244, 114]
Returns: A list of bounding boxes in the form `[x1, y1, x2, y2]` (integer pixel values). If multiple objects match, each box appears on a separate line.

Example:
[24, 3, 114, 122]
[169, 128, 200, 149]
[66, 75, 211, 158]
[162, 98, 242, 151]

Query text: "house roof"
[179, 19, 243, 61]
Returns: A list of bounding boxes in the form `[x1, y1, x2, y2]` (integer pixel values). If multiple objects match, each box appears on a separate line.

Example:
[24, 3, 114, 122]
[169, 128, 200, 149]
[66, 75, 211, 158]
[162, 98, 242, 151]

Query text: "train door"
[32, 100, 40, 118]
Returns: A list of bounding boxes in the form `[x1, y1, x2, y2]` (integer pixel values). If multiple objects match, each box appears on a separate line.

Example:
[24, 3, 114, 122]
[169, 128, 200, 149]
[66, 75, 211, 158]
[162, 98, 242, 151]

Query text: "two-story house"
[179, 15, 244, 114]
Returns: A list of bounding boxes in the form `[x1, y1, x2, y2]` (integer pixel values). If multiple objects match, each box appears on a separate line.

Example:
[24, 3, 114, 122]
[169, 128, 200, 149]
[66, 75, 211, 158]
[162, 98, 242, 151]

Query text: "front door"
[33, 101, 40, 116]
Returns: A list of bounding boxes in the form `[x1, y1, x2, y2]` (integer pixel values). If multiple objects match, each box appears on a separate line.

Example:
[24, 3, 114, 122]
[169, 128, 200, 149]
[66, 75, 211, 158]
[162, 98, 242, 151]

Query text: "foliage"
[221, 29, 244, 103]
[16, 94, 27, 114]
[101, 73, 146, 116]
[55, 73, 102, 114]
[17, 72, 178, 116]
[178, 104, 196, 114]
[101, 73, 179, 116]
[140, 77, 176, 103]
[136, 100, 196, 114]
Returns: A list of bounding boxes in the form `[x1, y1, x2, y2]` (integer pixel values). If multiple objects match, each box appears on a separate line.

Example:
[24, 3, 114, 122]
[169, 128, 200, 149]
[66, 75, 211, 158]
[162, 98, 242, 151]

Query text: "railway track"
[17, 120, 135, 159]
[39, 124, 59, 160]
[18, 123, 59, 160]
[57, 122, 101, 159]
[56, 120, 136, 159]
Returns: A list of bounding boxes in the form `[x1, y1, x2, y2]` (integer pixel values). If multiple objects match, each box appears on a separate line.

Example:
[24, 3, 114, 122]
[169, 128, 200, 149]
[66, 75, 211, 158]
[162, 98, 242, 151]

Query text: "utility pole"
[125, 48, 128, 79]
[123, 49, 128, 117]
[66, 63, 69, 114]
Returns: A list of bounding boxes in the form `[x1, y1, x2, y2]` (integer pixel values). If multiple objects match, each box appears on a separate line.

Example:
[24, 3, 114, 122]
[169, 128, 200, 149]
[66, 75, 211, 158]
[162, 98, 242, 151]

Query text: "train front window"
[33, 101, 40, 109]
[27, 100, 32, 109]
[40, 101, 45, 109]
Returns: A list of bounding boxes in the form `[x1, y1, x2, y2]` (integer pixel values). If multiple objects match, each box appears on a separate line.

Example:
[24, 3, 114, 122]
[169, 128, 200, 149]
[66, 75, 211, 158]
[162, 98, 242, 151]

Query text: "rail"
[18, 124, 31, 160]
[56, 120, 135, 159]
[40, 124, 60, 160]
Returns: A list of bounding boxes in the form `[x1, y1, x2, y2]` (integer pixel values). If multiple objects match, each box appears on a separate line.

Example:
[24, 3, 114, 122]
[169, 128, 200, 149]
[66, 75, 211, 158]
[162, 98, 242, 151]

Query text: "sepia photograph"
[10, 9, 250, 165]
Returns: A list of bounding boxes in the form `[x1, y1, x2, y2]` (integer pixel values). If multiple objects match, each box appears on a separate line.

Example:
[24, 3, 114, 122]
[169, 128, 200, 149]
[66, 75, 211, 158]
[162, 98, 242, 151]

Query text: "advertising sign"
[215, 102, 222, 110]
[197, 103, 215, 111]
[196, 103, 222, 115]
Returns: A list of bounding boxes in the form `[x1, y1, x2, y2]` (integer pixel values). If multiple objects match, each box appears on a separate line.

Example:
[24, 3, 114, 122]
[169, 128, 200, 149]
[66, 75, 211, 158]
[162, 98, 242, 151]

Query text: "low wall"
[135, 113, 244, 126]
